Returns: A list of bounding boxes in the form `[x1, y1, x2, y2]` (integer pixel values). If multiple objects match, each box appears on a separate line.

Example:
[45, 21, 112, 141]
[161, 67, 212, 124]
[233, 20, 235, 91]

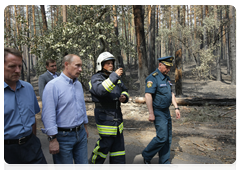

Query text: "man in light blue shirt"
[4, 47, 46, 164]
[41, 54, 89, 164]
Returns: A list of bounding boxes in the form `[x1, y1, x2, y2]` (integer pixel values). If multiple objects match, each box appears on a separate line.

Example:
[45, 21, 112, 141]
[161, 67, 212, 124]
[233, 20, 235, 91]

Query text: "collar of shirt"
[47, 70, 58, 79]
[60, 72, 78, 84]
[4, 80, 24, 91]
[156, 68, 167, 81]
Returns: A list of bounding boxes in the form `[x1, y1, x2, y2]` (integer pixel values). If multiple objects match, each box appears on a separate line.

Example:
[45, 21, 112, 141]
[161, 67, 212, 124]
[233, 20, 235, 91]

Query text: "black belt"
[95, 102, 120, 109]
[58, 124, 82, 132]
[4, 133, 33, 145]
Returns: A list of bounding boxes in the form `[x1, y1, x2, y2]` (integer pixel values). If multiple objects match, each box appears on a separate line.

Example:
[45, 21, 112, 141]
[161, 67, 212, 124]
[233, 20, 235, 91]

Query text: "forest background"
[3, 5, 236, 97]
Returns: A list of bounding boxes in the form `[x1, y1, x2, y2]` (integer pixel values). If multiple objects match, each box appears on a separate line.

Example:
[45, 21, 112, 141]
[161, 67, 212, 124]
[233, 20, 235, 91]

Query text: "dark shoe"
[88, 159, 95, 170]
[162, 163, 178, 168]
[143, 158, 151, 164]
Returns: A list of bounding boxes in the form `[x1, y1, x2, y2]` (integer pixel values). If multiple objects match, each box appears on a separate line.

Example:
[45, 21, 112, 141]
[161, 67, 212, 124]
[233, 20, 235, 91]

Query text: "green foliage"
[157, 5, 230, 80]
[193, 44, 219, 79]
[5, 5, 231, 85]
[4, 5, 137, 89]
[30, 6, 117, 88]
[4, 15, 31, 51]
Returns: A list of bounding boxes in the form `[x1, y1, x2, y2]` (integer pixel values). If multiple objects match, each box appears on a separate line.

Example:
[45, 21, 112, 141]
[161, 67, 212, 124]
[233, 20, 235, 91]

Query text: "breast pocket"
[155, 85, 171, 109]
[159, 85, 169, 95]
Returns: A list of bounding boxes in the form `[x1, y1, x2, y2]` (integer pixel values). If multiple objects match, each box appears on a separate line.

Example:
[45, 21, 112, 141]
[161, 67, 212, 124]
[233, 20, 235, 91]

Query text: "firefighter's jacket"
[89, 71, 129, 137]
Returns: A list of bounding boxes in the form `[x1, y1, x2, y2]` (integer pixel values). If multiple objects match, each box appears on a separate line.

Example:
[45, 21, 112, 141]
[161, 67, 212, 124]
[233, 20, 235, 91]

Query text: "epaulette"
[152, 72, 158, 77]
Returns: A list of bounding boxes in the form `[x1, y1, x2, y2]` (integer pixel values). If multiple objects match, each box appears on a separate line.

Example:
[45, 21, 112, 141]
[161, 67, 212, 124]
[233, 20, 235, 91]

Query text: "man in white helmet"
[88, 52, 129, 164]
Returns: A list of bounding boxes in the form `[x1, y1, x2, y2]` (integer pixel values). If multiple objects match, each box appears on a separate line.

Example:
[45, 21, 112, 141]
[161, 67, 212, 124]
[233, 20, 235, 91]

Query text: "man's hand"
[115, 68, 123, 77]
[148, 113, 155, 123]
[84, 124, 89, 138]
[175, 110, 181, 119]
[119, 94, 126, 103]
[49, 138, 59, 155]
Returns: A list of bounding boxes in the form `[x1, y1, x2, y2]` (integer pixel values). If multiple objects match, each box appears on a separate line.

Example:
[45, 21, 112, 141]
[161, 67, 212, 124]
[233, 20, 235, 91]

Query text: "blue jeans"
[53, 124, 88, 164]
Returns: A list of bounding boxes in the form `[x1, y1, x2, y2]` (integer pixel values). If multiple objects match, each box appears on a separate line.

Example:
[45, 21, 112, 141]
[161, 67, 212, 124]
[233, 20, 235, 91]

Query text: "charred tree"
[225, 6, 230, 75]
[175, 49, 183, 96]
[213, 6, 222, 82]
[133, 5, 148, 96]
[113, 5, 124, 68]
[229, 6, 236, 85]
[40, 5, 48, 33]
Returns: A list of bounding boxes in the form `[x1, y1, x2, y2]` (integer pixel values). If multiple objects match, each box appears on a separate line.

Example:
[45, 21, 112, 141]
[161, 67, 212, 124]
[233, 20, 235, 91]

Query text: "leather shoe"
[163, 163, 178, 168]
[143, 159, 152, 169]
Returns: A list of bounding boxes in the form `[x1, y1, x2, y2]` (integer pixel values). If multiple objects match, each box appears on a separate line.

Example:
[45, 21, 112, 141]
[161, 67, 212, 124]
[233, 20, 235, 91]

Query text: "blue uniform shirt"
[41, 72, 88, 136]
[145, 68, 172, 111]
[4, 80, 40, 140]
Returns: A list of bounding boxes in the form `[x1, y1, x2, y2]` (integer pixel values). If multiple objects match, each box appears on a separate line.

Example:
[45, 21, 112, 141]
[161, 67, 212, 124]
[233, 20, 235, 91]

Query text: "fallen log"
[133, 97, 235, 106]
[175, 97, 236, 106]
[75, 96, 236, 106]
[134, 97, 146, 104]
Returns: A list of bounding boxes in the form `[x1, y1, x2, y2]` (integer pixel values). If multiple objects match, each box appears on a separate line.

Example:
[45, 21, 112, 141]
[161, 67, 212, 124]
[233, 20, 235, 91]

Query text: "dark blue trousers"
[142, 110, 172, 164]
[90, 131, 125, 164]
[4, 134, 47, 164]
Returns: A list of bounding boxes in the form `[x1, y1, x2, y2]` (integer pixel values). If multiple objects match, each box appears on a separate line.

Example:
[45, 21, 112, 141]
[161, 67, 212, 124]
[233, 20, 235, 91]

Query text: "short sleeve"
[145, 76, 157, 94]
[34, 94, 40, 114]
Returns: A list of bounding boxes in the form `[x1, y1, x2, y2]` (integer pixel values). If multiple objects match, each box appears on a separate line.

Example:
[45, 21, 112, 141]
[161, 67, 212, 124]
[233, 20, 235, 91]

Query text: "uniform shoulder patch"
[147, 81, 153, 88]
[152, 72, 158, 77]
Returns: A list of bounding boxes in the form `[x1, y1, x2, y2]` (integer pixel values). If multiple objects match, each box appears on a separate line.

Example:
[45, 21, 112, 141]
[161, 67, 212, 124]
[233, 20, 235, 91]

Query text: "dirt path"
[85, 104, 236, 164]
[36, 60, 236, 164]
[121, 60, 236, 164]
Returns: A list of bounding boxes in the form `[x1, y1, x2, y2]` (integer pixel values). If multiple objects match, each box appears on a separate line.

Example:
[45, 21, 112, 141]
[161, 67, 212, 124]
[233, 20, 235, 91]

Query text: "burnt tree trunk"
[133, 5, 148, 96]
[149, 5, 156, 73]
[26, 5, 31, 83]
[229, 6, 236, 85]
[147, 5, 156, 74]
[225, 7, 230, 75]
[214, 5, 222, 81]
[175, 49, 183, 96]
[40, 5, 48, 33]
[113, 5, 124, 68]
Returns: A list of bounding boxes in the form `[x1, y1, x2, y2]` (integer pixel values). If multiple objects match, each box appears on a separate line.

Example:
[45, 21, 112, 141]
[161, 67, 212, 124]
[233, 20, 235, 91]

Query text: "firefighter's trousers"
[90, 130, 125, 164]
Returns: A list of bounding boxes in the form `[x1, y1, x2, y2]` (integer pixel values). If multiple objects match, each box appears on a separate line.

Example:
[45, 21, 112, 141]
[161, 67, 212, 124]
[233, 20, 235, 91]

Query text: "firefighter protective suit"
[89, 70, 129, 164]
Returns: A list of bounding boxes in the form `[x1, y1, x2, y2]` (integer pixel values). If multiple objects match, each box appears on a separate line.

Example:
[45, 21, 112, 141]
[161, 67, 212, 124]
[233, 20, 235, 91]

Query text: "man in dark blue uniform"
[142, 56, 181, 164]
[88, 52, 129, 164]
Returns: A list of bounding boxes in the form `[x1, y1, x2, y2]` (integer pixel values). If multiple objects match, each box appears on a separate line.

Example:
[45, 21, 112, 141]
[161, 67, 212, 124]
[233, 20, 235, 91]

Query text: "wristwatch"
[48, 135, 56, 142]
[175, 108, 180, 110]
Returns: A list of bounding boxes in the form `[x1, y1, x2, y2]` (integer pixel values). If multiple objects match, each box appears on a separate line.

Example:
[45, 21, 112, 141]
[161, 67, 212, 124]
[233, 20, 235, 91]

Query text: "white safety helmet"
[96, 52, 115, 72]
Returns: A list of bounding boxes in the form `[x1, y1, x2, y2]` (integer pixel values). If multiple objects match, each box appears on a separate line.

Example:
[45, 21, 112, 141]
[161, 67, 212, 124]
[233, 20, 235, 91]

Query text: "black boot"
[88, 158, 95, 170]
[143, 158, 151, 164]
